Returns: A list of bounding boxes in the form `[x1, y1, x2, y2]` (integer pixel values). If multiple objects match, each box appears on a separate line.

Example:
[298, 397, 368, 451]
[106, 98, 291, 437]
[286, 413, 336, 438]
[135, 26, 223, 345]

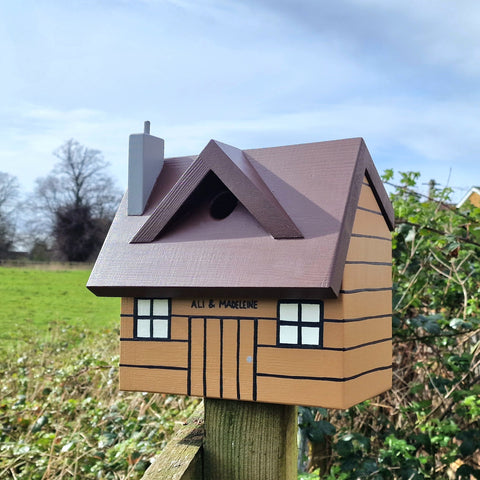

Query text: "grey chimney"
[128, 122, 164, 215]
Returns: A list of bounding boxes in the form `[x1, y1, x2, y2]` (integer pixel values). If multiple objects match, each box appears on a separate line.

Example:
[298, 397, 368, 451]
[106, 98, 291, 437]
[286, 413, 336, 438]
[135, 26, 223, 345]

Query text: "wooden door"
[188, 317, 256, 401]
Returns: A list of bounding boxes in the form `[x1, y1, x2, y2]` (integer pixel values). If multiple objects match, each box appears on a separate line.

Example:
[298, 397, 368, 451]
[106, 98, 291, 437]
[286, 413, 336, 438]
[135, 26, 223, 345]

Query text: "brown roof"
[87, 137, 393, 299]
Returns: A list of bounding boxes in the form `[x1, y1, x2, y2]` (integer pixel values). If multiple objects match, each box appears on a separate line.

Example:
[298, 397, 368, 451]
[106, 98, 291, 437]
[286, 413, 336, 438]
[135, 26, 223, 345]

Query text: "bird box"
[88, 130, 394, 409]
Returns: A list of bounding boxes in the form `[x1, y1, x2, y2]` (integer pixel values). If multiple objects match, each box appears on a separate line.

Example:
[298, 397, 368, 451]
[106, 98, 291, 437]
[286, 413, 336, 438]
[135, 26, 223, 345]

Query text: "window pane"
[301, 327, 319, 345]
[137, 319, 151, 337]
[153, 299, 169, 316]
[279, 325, 298, 344]
[279, 303, 298, 322]
[137, 299, 151, 316]
[153, 319, 168, 338]
[301, 303, 320, 322]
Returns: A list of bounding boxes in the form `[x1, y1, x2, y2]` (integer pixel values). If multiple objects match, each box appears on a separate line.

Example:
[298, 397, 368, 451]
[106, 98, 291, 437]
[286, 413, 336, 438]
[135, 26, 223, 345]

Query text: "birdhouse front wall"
[117, 178, 392, 409]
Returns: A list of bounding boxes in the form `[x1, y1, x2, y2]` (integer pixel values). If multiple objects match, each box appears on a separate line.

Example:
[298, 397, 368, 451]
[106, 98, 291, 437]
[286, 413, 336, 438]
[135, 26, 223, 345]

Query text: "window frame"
[134, 298, 171, 340]
[277, 300, 324, 348]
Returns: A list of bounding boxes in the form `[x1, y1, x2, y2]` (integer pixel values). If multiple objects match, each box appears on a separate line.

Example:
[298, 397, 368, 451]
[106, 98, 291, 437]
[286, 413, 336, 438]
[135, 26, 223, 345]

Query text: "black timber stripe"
[120, 338, 188, 342]
[345, 261, 392, 266]
[203, 318, 207, 398]
[253, 319, 258, 401]
[357, 206, 383, 216]
[236, 320, 240, 400]
[324, 314, 391, 323]
[169, 314, 277, 320]
[323, 337, 391, 351]
[257, 337, 391, 352]
[260, 343, 325, 350]
[339, 287, 393, 294]
[351, 233, 391, 241]
[257, 365, 392, 383]
[120, 364, 188, 371]
[362, 181, 371, 187]
[121, 314, 134, 317]
[187, 317, 192, 396]
[219, 319, 224, 398]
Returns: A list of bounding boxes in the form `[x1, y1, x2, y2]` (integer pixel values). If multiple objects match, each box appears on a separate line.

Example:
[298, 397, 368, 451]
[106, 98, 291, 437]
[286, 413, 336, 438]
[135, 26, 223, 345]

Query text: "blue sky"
[1, 0, 479, 201]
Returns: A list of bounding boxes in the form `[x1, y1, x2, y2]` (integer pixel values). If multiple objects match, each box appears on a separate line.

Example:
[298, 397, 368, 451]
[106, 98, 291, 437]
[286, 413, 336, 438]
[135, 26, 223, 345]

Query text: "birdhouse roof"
[87, 137, 394, 299]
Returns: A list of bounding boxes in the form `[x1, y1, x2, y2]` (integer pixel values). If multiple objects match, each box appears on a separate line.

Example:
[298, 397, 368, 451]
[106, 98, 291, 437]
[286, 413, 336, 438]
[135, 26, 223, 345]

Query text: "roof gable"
[131, 140, 303, 242]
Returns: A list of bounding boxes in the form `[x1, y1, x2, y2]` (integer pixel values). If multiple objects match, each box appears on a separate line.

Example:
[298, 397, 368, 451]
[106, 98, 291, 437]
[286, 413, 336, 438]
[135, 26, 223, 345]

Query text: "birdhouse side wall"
[342, 177, 392, 406]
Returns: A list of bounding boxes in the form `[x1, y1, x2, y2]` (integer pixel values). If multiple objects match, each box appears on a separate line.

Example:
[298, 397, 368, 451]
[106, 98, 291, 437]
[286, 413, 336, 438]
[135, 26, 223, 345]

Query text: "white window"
[135, 298, 170, 339]
[278, 301, 323, 347]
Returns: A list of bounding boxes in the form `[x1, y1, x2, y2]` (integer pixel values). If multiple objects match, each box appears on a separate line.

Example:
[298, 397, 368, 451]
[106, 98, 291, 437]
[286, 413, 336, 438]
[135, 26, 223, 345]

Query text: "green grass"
[0, 267, 118, 347]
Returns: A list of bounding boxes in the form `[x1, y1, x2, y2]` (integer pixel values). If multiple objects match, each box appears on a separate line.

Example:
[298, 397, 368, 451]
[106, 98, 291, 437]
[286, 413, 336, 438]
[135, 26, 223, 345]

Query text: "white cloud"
[0, 0, 479, 205]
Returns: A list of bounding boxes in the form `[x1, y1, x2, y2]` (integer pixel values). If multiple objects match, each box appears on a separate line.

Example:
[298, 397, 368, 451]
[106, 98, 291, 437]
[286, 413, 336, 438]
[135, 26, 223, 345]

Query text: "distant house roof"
[456, 187, 480, 208]
[87, 137, 394, 299]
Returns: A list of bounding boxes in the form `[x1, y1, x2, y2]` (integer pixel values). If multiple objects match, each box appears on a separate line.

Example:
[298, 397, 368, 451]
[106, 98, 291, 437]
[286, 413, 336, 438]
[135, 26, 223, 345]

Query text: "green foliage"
[299, 172, 480, 479]
[0, 323, 198, 479]
[299, 407, 336, 443]
[298, 472, 323, 480]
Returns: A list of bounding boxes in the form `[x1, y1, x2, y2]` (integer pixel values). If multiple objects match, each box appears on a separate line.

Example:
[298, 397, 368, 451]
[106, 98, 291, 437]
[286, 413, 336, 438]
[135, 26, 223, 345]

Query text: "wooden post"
[141, 403, 204, 480]
[203, 399, 297, 480]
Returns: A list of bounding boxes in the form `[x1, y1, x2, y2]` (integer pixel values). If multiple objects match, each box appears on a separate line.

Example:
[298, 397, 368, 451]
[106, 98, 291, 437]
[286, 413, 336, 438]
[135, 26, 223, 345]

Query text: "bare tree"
[36, 139, 120, 218]
[32, 139, 121, 262]
[0, 172, 20, 258]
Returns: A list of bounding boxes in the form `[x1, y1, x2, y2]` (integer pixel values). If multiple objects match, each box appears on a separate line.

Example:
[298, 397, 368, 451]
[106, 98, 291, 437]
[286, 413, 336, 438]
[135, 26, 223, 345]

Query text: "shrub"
[300, 172, 480, 479]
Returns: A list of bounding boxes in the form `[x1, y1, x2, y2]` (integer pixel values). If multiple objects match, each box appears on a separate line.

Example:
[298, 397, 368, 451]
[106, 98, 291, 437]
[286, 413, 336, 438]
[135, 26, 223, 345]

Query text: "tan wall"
[256, 341, 390, 380]
[324, 316, 391, 349]
[121, 341, 188, 368]
[341, 263, 391, 290]
[120, 297, 134, 339]
[120, 317, 134, 338]
[120, 366, 187, 394]
[256, 366, 391, 409]
[324, 290, 392, 320]
[121, 297, 134, 315]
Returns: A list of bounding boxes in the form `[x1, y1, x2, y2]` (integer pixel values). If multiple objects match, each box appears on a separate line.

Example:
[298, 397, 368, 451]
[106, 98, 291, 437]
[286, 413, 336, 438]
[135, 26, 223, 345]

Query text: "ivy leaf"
[31, 415, 48, 433]
[306, 420, 336, 443]
[457, 464, 480, 479]
[405, 228, 416, 243]
[298, 406, 315, 426]
[449, 318, 472, 330]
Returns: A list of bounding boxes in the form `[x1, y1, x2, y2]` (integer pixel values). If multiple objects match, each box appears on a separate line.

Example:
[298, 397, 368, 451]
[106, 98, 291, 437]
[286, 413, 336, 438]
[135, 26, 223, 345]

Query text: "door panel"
[189, 318, 205, 397]
[221, 319, 239, 399]
[238, 320, 255, 401]
[189, 317, 256, 401]
[206, 318, 221, 398]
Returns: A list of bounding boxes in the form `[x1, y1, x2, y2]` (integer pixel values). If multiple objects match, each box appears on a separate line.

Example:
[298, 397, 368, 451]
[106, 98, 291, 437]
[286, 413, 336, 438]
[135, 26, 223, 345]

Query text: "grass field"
[0, 267, 119, 347]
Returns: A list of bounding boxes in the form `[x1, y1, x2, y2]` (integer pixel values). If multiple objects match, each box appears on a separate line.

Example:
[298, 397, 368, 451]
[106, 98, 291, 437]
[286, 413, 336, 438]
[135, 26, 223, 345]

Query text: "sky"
[1, 0, 480, 202]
